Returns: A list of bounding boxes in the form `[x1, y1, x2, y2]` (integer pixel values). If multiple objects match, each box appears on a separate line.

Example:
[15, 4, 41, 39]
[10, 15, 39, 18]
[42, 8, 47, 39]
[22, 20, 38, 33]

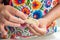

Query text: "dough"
[25, 17, 39, 26]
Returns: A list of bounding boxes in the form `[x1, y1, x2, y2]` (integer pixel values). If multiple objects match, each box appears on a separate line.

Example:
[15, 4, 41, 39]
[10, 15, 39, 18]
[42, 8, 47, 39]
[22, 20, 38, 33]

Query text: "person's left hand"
[0, 4, 27, 36]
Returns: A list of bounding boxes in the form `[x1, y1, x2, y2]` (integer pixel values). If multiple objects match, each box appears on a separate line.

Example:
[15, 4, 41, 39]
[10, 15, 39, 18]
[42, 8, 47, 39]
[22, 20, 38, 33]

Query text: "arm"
[44, 3, 60, 25]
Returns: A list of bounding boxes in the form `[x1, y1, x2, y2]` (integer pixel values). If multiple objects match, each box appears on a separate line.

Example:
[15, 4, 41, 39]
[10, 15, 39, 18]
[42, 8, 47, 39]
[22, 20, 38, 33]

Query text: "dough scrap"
[25, 17, 39, 26]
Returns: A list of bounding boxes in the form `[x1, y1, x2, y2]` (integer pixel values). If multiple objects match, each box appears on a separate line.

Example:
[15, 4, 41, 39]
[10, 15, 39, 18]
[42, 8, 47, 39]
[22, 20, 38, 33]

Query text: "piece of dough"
[25, 17, 39, 26]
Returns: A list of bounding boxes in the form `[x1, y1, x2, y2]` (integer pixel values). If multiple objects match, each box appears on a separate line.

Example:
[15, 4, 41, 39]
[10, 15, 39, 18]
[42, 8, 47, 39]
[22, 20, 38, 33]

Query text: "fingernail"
[16, 24, 21, 27]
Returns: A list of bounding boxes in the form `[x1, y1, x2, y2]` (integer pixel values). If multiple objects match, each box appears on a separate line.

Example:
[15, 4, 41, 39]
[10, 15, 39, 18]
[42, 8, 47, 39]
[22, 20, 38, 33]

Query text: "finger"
[0, 24, 7, 35]
[9, 14, 25, 24]
[4, 19, 21, 27]
[2, 10, 25, 24]
[31, 24, 47, 35]
[26, 24, 41, 36]
[5, 5, 27, 20]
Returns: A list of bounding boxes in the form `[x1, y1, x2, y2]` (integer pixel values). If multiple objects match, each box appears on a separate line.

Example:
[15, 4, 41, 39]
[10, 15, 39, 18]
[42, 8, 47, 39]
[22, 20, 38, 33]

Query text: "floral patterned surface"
[0, 0, 58, 39]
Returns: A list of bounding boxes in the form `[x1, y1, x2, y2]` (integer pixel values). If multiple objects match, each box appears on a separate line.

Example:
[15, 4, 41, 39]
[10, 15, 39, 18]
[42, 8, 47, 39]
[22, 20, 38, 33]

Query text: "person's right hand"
[27, 18, 55, 36]
[0, 4, 27, 35]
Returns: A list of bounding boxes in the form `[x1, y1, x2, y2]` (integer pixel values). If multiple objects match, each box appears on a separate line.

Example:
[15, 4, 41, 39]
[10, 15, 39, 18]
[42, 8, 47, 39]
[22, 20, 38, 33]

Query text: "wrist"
[38, 18, 51, 28]
[44, 16, 53, 23]
[43, 17, 53, 27]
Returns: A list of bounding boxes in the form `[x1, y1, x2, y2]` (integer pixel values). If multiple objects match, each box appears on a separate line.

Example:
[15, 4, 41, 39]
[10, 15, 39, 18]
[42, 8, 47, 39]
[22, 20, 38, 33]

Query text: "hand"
[0, 4, 27, 35]
[27, 18, 53, 36]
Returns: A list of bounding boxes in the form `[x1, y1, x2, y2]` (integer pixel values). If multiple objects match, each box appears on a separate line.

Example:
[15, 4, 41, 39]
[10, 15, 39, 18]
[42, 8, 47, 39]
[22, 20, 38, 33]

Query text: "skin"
[0, 4, 27, 35]
[0, 0, 60, 37]
[27, 1, 60, 36]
